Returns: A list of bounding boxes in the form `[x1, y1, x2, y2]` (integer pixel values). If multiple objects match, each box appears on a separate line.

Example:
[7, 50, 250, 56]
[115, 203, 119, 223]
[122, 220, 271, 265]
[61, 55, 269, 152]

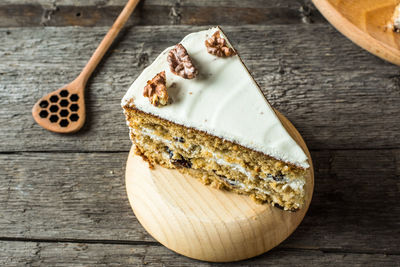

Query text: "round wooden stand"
[313, 0, 400, 66]
[125, 111, 314, 262]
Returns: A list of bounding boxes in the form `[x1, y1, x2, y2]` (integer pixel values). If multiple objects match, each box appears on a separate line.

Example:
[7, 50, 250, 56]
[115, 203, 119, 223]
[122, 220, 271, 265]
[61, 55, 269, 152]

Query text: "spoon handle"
[75, 0, 140, 86]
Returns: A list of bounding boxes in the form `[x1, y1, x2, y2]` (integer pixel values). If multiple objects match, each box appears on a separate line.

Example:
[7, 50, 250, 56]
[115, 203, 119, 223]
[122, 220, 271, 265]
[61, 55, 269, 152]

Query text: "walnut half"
[143, 71, 168, 107]
[167, 44, 198, 79]
[205, 31, 236, 57]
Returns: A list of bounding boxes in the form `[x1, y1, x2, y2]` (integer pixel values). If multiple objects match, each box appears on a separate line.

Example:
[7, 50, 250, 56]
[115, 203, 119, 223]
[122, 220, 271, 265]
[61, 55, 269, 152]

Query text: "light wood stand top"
[125, 111, 314, 262]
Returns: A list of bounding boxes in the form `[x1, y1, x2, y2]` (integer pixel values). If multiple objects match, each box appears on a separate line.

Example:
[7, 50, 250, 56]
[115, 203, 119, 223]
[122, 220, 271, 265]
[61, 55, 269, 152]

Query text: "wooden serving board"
[313, 0, 400, 65]
[125, 111, 314, 262]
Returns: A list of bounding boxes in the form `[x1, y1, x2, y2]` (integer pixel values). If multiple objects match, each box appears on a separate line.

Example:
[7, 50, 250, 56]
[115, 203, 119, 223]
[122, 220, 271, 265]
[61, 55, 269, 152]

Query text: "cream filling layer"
[131, 127, 305, 194]
[222, 176, 301, 208]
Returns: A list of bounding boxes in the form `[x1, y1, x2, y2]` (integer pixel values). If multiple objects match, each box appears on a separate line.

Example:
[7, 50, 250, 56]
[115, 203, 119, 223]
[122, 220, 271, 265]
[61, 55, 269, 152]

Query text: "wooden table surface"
[1, 0, 399, 266]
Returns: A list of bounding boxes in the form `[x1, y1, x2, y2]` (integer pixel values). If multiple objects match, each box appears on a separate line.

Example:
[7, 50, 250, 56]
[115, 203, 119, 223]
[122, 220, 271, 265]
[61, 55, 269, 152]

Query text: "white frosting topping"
[122, 27, 309, 168]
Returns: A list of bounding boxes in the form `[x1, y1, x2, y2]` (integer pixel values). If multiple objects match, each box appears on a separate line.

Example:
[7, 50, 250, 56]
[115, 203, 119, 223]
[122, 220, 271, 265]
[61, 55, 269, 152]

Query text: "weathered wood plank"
[0, 152, 152, 242]
[0, 0, 323, 27]
[0, 0, 313, 7]
[1, 241, 399, 267]
[1, 150, 399, 253]
[1, 25, 400, 152]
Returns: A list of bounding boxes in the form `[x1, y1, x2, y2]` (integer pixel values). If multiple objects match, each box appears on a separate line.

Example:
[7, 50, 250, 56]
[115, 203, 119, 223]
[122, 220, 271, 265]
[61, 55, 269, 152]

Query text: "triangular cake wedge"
[122, 27, 309, 211]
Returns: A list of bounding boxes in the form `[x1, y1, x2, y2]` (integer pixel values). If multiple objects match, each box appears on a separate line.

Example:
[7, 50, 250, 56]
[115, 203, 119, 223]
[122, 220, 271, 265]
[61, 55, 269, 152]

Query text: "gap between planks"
[0, 236, 160, 246]
[0, 237, 399, 256]
[0, 1, 324, 27]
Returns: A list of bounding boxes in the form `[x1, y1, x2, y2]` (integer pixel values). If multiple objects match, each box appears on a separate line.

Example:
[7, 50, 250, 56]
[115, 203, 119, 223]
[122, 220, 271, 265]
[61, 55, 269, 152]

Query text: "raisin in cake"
[122, 27, 310, 211]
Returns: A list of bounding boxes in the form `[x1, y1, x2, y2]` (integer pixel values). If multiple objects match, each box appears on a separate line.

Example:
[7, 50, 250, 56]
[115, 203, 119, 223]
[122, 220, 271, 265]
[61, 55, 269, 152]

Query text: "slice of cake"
[122, 27, 310, 211]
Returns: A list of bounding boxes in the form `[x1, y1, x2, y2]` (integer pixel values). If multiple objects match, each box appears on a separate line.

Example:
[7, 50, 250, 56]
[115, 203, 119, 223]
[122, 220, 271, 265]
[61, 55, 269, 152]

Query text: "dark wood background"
[1, 0, 399, 266]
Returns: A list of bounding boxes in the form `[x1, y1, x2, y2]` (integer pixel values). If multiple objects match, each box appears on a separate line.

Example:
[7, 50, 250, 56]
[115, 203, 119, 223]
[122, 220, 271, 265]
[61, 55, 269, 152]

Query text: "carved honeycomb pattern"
[39, 90, 80, 127]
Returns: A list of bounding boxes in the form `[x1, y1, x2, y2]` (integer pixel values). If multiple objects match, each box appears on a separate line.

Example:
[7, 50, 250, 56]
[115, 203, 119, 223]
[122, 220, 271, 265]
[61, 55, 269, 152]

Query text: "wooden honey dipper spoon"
[32, 0, 140, 133]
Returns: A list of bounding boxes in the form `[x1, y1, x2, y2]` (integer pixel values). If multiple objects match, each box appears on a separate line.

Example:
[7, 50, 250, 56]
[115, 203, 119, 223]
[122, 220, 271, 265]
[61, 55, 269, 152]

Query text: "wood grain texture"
[1, 241, 399, 267]
[0, 0, 323, 27]
[0, 150, 399, 253]
[0, 0, 313, 6]
[313, 0, 400, 66]
[125, 111, 314, 262]
[1, 25, 400, 152]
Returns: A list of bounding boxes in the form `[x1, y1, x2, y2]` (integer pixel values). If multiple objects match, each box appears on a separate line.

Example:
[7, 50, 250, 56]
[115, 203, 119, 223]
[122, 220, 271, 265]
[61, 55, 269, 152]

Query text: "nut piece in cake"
[392, 4, 400, 32]
[167, 44, 198, 79]
[205, 31, 236, 57]
[143, 71, 168, 107]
